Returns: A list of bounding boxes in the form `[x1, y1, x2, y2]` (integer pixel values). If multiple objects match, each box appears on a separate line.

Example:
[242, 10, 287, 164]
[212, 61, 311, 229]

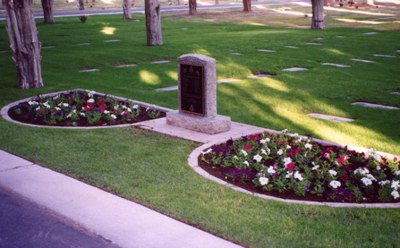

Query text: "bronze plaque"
[180, 64, 205, 116]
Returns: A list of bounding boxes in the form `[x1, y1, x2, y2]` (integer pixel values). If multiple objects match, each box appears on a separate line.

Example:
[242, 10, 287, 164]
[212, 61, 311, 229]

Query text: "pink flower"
[323, 153, 330, 159]
[337, 155, 349, 165]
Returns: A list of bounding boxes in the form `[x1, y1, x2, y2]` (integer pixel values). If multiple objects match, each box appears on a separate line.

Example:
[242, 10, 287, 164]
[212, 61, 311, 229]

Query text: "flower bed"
[8, 90, 166, 127]
[199, 130, 400, 203]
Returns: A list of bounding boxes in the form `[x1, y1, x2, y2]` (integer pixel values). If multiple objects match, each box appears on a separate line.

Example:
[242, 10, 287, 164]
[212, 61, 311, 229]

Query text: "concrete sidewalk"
[0, 150, 242, 248]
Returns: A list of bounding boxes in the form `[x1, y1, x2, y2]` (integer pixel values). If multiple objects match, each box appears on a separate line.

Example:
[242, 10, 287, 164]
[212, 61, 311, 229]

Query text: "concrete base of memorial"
[166, 111, 231, 135]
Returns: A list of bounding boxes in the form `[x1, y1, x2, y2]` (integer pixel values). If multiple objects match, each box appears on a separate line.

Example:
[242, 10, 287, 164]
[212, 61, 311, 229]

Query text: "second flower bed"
[8, 90, 166, 127]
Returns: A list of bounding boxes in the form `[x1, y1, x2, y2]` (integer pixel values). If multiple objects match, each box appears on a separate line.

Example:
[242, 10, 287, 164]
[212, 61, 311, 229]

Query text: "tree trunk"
[78, 0, 87, 22]
[145, 0, 163, 46]
[311, 0, 324, 29]
[189, 0, 197, 15]
[243, 0, 251, 12]
[41, 0, 55, 24]
[4, 0, 43, 89]
[123, 0, 132, 19]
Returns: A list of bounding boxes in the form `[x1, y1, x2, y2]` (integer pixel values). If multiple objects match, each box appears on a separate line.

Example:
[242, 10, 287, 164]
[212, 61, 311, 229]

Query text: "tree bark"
[123, 0, 132, 19]
[145, 0, 163, 46]
[78, 0, 87, 22]
[41, 0, 55, 24]
[189, 0, 197, 15]
[243, 0, 251, 12]
[4, 0, 43, 89]
[311, 0, 324, 29]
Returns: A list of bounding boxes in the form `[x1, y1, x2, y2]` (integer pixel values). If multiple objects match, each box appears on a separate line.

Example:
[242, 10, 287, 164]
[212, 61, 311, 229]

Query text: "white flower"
[286, 171, 293, 178]
[361, 177, 373, 186]
[286, 145, 291, 150]
[104, 110, 110, 114]
[253, 154, 262, 163]
[127, 108, 132, 112]
[391, 190, 400, 199]
[277, 149, 283, 156]
[395, 171, 400, 176]
[354, 167, 369, 176]
[260, 138, 270, 144]
[329, 180, 341, 189]
[294, 171, 303, 181]
[243, 160, 250, 167]
[391, 180, 400, 190]
[372, 153, 381, 162]
[259, 177, 269, 186]
[28, 101, 38, 106]
[283, 157, 292, 166]
[43, 101, 50, 109]
[293, 133, 299, 138]
[66, 113, 72, 118]
[111, 114, 117, 120]
[87, 98, 95, 104]
[52, 95, 59, 100]
[241, 150, 248, 156]
[379, 180, 390, 186]
[87, 90, 96, 97]
[133, 104, 139, 109]
[261, 148, 270, 155]
[312, 165, 320, 171]
[62, 103, 69, 107]
[80, 112, 86, 117]
[267, 166, 276, 175]
[329, 170, 337, 176]
[376, 166, 381, 171]
[35, 106, 41, 111]
[55, 107, 61, 111]
[305, 143, 312, 150]
[281, 129, 288, 133]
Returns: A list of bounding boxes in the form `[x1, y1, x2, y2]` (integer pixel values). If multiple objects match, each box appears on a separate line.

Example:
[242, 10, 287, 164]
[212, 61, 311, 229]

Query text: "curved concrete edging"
[188, 133, 400, 208]
[0, 89, 173, 129]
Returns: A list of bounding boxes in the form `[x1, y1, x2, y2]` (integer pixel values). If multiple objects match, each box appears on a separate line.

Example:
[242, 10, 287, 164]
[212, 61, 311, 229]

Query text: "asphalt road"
[0, 186, 119, 248]
[0, 1, 307, 20]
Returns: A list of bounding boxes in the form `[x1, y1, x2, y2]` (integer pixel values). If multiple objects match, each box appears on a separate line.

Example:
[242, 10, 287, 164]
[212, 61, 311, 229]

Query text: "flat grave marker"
[155, 86, 178, 92]
[352, 102, 399, 110]
[282, 67, 308, 72]
[321, 63, 351, 68]
[79, 69, 100, 73]
[76, 43, 91, 46]
[307, 113, 354, 122]
[352, 59, 375, 63]
[150, 60, 171, 64]
[373, 54, 396, 58]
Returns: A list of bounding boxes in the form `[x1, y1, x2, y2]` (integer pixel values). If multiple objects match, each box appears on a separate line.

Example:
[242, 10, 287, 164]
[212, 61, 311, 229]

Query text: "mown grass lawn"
[1, 5, 400, 248]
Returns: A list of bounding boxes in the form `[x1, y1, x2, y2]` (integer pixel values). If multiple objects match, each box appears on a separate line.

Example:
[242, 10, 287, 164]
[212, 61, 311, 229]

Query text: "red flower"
[98, 99, 106, 105]
[286, 162, 295, 171]
[325, 147, 333, 152]
[38, 109, 45, 113]
[249, 134, 256, 140]
[84, 104, 94, 111]
[244, 144, 252, 151]
[98, 106, 106, 112]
